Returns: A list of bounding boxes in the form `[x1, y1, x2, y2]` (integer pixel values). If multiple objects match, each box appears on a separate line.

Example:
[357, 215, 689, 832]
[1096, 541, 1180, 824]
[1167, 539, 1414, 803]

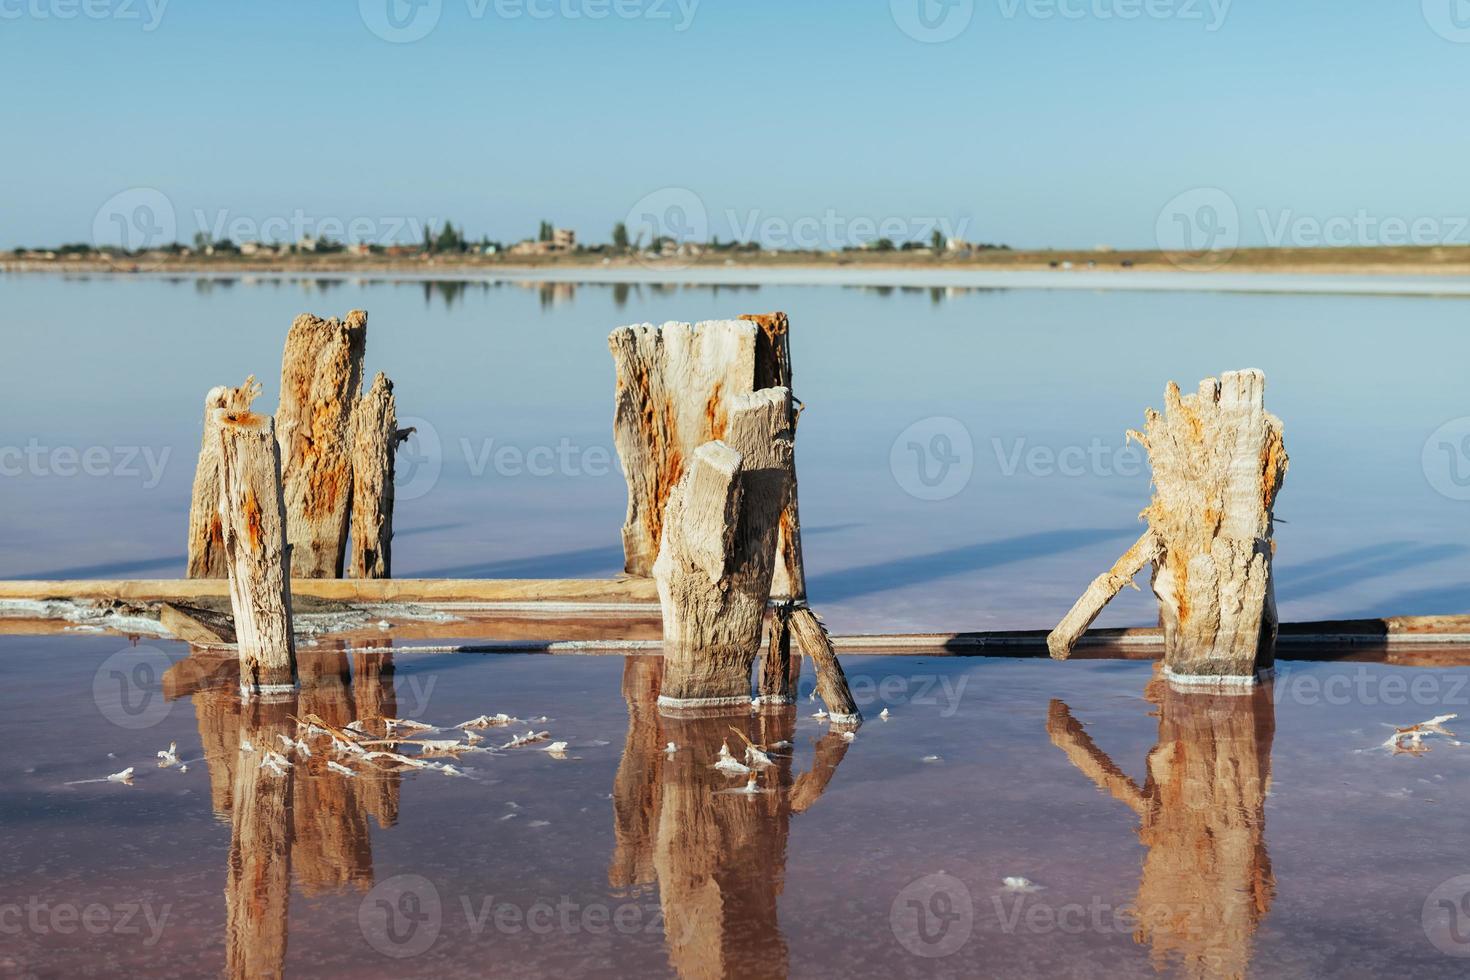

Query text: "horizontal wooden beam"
[0, 577, 660, 605]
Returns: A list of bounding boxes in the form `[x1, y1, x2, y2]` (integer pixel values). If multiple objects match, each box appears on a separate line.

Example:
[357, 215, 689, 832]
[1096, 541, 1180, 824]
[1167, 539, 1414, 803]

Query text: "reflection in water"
[610, 656, 850, 979]
[166, 644, 403, 979]
[1048, 676, 1276, 980]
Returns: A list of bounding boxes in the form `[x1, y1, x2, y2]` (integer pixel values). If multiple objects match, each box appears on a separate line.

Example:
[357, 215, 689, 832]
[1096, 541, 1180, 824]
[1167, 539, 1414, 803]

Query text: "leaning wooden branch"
[1048, 530, 1159, 660]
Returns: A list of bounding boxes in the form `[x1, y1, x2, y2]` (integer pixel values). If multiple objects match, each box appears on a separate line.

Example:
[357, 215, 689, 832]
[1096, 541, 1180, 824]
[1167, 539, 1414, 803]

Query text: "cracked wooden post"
[609, 320, 757, 577]
[215, 409, 297, 695]
[653, 389, 792, 712]
[742, 312, 859, 724]
[1048, 369, 1288, 685]
[277, 310, 367, 578]
[349, 372, 409, 579]
[186, 377, 262, 578]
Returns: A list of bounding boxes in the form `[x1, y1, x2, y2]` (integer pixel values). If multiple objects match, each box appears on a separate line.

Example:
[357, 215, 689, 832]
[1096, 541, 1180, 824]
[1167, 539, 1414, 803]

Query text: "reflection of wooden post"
[216, 409, 297, 694]
[609, 667, 851, 980]
[609, 320, 758, 577]
[294, 646, 373, 895]
[277, 310, 367, 578]
[653, 714, 791, 980]
[226, 698, 295, 980]
[609, 656, 665, 893]
[1047, 682, 1275, 980]
[352, 649, 401, 829]
[1049, 371, 1288, 683]
[349, 372, 407, 580]
[654, 390, 791, 710]
[187, 377, 261, 578]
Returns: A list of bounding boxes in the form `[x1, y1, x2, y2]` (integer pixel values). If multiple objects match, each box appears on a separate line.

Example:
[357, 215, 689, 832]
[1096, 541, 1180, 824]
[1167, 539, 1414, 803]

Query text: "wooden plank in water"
[0, 577, 660, 605]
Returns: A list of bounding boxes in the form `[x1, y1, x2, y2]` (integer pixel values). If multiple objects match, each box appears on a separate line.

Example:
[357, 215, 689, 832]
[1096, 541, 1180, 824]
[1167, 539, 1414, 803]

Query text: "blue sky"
[4, 0, 1469, 250]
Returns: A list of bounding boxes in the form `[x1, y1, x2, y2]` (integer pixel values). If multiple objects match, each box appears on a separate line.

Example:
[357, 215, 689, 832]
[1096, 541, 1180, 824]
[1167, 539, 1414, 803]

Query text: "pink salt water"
[5, 633, 1470, 977]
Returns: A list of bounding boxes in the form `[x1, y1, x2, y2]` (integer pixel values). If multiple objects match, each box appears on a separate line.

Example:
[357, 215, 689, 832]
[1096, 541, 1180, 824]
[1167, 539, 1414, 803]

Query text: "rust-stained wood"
[654, 391, 792, 709]
[349, 372, 408, 580]
[609, 319, 759, 577]
[186, 376, 261, 578]
[216, 408, 296, 691]
[277, 310, 368, 578]
[1049, 370, 1288, 682]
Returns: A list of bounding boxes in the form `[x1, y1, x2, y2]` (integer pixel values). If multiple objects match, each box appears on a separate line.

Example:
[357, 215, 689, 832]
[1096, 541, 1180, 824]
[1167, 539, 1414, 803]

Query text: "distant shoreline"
[5, 248, 1470, 297]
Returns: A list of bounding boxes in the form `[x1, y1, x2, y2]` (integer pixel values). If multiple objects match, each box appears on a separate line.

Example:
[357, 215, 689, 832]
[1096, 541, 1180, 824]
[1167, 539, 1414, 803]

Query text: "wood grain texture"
[1135, 370, 1287, 678]
[609, 319, 758, 576]
[1049, 370, 1288, 679]
[277, 310, 367, 578]
[216, 408, 297, 690]
[654, 390, 793, 706]
[349, 372, 406, 580]
[186, 377, 261, 578]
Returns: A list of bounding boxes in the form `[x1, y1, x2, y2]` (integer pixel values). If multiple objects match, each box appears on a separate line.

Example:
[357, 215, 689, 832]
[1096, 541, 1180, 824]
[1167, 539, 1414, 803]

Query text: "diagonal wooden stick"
[1047, 530, 1159, 660]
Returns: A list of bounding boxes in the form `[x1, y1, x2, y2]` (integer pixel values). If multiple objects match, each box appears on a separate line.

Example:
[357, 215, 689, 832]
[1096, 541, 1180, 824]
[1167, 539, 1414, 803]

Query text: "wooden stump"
[349, 372, 407, 580]
[186, 377, 261, 578]
[215, 409, 297, 694]
[653, 389, 793, 710]
[277, 310, 367, 578]
[609, 319, 758, 577]
[1049, 370, 1287, 684]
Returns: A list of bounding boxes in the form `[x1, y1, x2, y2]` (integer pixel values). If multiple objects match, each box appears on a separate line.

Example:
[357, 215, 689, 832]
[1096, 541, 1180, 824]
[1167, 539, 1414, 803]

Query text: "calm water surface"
[4, 636, 1470, 977]
[3, 274, 1468, 632]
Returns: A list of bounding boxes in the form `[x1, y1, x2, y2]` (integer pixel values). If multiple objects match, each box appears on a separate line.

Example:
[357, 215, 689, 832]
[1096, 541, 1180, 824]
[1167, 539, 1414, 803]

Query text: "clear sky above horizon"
[4, 0, 1470, 251]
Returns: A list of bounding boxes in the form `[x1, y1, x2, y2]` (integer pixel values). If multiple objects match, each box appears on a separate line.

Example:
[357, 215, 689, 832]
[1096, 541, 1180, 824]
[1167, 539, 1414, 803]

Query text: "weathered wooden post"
[609, 319, 756, 577]
[186, 376, 262, 578]
[653, 388, 792, 710]
[215, 408, 297, 695]
[1048, 370, 1288, 685]
[741, 312, 860, 723]
[611, 315, 860, 721]
[349, 372, 409, 580]
[277, 310, 367, 578]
